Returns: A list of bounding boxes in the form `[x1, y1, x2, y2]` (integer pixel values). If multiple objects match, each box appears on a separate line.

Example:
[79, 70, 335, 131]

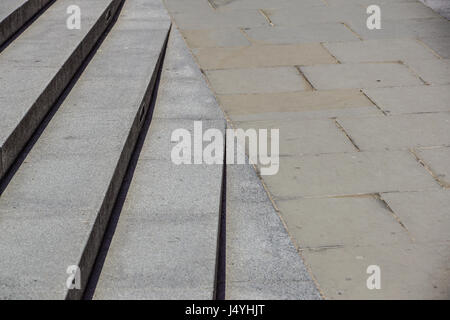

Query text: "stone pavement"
[163, 0, 450, 299]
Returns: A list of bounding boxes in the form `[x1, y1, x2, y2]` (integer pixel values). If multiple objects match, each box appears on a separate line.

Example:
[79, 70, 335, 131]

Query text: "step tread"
[0, 0, 122, 180]
[92, 28, 225, 300]
[0, 0, 170, 299]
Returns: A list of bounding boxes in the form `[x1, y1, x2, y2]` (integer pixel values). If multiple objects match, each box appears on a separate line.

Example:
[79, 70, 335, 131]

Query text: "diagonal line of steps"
[0, 0, 53, 47]
[0, 0, 122, 181]
[0, 0, 171, 299]
[91, 28, 226, 300]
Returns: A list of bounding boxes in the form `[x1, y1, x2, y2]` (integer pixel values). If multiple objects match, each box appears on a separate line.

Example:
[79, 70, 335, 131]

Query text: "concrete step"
[92, 28, 225, 300]
[0, 0, 52, 46]
[0, 0, 171, 300]
[0, 0, 122, 181]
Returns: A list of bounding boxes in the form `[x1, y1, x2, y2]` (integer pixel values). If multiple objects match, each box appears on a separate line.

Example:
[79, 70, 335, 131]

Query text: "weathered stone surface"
[235, 119, 356, 156]
[244, 23, 358, 45]
[415, 147, 450, 187]
[337, 113, 450, 150]
[346, 18, 450, 40]
[171, 9, 267, 29]
[218, 90, 379, 121]
[363, 85, 450, 115]
[262, 151, 440, 199]
[323, 39, 437, 63]
[382, 190, 450, 242]
[420, 37, 450, 58]
[193, 43, 336, 70]
[180, 28, 251, 48]
[407, 58, 450, 85]
[303, 242, 449, 299]
[206, 67, 306, 94]
[301, 63, 424, 90]
[277, 196, 411, 248]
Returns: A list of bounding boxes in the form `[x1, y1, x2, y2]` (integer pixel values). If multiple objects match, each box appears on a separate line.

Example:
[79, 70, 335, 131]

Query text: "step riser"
[0, 0, 123, 181]
[0, 0, 52, 46]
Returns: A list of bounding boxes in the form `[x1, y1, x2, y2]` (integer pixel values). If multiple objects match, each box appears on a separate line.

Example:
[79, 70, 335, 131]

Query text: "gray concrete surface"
[93, 28, 225, 300]
[0, 0, 122, 181]
[225, 162, 321, 299]
[0, 0, 52, 46]
[0, 0, 170, 299]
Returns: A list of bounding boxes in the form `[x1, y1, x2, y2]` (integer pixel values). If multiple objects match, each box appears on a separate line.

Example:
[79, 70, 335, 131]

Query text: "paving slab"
[171, 9, 267, 29]
[407, 58, 450, 85]
[415, 147, 450, 187]
[345, 17, 450, 40]
[323, 39, 437, 64]
[302, 242, 449, 299]
[225, 161, 320, 299]
[0, 0, 52, 46]
[337, 113, 450, 151]
[263, 5, 361, 27]
[193, 43, 336, 70]
[93, 28, 225, 300]
[180, 28, 250, 48]
[276, 196, 411, 248]
[300, 63, 424, 90]
[234, 119, 356, 156]
[244, 23, 358, 45]
[382, 190, 450, 242]
[217, 90, 379, 121]
[206, 67, 306, 94]
[327, 0, 421, 6]
[0, 0, 171, 299]
[363, 85, 450, 115]
[262, 151, 440, 199]
[163, 0, 212, 14]
[0, 0, 122, 181]
[210, 0, 324, 10]
[364, 2, 442, 20]
[420, 37, 450, 59]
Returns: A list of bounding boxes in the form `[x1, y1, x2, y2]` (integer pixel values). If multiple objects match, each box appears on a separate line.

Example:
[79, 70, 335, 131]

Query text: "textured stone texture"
[0, 0, 52, 46]
[0, 0, 123, 181]
[225, 162, 320, 299]
[206, 67, 306, 94]
[263, 151, 440, 199]
[337, 113, 450, 150]
[0, 0, 170, 299]
[323, 39, 437, 64]
[217, 90, 378, 121]
[193, 43, 336, 70]
[93, 28, 225, 300]
[363, 85, 450, 115]
[300, 63, 424, 90]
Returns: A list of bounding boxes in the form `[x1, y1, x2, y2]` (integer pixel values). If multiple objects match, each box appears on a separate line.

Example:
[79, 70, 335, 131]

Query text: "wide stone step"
[0, 0, 52, 46]
[0, 0, 171, 299]
[92, 28, 225, 300]
[0, 0, 122, 181]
